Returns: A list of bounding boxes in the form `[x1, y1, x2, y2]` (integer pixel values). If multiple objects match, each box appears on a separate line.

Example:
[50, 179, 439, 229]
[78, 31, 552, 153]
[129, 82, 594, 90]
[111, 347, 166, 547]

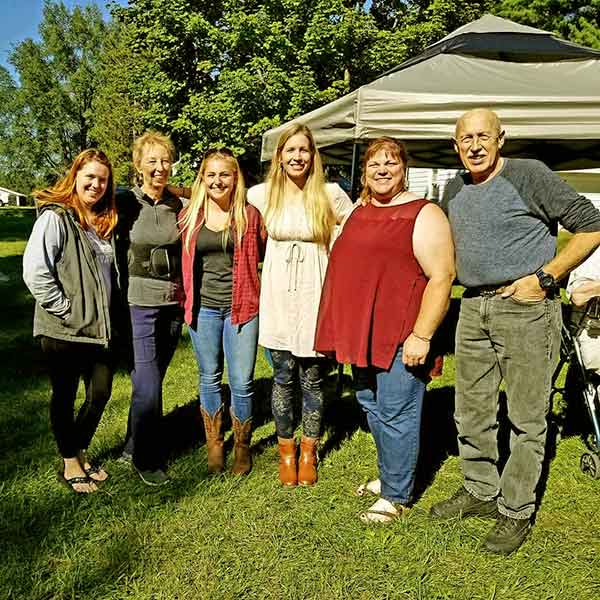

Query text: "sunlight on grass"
[1, 209, 599, 600]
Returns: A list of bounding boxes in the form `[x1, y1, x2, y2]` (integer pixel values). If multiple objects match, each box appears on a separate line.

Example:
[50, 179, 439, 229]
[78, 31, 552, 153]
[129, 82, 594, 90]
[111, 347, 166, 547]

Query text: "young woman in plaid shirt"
[180, 149, 266, 476]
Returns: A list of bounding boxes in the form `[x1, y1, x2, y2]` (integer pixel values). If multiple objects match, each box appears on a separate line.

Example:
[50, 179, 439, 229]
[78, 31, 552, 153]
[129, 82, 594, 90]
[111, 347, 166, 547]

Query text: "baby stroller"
[550, 301, 600, 479]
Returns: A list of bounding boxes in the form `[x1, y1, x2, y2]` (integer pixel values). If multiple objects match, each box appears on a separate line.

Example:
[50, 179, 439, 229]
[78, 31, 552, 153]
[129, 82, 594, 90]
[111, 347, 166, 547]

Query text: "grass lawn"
[1, 208, 599, 600]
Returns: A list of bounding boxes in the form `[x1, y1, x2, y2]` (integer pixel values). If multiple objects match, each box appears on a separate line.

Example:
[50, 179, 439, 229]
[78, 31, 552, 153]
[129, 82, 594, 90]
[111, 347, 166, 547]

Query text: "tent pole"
[349, 141, 361, 203]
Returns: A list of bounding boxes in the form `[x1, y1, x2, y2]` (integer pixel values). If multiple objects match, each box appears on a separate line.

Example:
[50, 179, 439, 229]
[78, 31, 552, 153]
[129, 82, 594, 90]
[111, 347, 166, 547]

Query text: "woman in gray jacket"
[23, 149, 120, 494]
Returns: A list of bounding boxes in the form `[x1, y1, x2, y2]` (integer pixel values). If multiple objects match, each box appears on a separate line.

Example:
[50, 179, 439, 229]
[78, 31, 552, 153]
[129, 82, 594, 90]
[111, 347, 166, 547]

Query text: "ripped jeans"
[269, 349, 326, 439]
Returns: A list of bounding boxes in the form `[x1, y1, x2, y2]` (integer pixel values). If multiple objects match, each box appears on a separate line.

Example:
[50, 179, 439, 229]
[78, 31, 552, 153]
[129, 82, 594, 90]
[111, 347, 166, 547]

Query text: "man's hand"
[499, 273, 546, 302]
[402, 334, 430, 367]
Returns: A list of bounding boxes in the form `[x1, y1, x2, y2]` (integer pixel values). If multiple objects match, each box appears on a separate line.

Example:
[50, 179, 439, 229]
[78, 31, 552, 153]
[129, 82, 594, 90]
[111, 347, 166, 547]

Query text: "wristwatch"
[535, 268, 558, 292]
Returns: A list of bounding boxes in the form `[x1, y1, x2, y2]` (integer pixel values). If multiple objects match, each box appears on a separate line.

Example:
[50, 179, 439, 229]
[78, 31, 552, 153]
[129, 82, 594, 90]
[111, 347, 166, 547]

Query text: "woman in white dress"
[248, 123, 352, 487]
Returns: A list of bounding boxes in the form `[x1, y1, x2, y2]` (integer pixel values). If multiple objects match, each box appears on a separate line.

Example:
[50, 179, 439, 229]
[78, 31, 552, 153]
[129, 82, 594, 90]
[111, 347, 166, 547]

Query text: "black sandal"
[84, 464, 108, 483]
[57, 472, 96, 494]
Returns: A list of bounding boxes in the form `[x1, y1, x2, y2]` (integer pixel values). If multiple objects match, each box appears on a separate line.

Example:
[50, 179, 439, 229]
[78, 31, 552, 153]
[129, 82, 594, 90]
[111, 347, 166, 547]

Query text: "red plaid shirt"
[180, 204, 266, 326]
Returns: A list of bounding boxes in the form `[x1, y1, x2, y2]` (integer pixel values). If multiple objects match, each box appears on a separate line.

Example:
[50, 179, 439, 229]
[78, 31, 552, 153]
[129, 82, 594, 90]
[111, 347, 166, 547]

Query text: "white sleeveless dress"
[247, 182, 352, 357]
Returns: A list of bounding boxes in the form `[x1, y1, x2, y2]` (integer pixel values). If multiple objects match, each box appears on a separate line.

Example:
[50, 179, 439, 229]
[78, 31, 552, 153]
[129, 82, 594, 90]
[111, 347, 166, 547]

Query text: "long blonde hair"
[34, 149, 117, 239]
[265, 123, 335, 248]
[180, 149, 247, 253]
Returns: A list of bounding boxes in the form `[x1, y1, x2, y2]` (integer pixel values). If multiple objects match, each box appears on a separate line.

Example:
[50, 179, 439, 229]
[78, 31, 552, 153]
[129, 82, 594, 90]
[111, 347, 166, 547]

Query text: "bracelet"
[411, 332, 431, 343]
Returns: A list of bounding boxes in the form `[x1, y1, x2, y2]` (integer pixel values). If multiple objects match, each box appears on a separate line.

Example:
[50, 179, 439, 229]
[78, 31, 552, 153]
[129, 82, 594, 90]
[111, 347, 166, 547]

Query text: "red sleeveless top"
[314, 199, 429, 370]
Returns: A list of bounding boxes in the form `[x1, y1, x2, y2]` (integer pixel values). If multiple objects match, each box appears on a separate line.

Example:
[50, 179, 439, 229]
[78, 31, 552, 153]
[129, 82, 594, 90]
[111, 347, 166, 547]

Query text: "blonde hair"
[34, 149, 117, 239]
[132, 130, 176, 174]
[180, 149, 247, 253]
[359, 137, 408, 205]
[265, 123, 335, 248]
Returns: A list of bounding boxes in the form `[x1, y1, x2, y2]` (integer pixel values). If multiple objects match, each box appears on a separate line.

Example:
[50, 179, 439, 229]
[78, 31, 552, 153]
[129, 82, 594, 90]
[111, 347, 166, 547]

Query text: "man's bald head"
[455, 108, 502, 138]
[453, 108, 505, 184]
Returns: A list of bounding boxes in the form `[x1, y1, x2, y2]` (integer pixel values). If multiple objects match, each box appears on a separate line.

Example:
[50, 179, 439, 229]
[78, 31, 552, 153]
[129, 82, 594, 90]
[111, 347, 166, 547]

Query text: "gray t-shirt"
[441, 158, 600, 288]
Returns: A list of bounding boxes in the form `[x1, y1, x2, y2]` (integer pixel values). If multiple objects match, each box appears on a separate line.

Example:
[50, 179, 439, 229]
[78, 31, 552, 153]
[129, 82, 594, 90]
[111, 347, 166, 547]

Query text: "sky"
[1, 0, 127, 77]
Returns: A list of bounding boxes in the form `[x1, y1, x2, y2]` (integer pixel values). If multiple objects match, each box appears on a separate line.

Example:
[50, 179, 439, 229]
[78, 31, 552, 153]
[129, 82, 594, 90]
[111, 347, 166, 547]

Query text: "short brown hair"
[360, 137, 408, 205]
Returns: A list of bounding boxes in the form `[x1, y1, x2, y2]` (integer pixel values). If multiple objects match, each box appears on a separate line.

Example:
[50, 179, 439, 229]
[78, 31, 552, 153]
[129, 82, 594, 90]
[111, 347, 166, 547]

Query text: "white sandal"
[355, 478, 381, 497]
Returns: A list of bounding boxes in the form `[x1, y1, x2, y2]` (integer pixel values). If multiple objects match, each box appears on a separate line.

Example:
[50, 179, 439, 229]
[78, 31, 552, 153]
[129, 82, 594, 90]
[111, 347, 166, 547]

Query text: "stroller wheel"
[580, 452, 600, 479]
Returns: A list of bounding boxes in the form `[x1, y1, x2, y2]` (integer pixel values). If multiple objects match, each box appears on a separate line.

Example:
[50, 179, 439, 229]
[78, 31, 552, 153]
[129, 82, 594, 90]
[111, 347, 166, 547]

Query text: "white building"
[407, 168, 458, 201]
[0, 186, 28, 206]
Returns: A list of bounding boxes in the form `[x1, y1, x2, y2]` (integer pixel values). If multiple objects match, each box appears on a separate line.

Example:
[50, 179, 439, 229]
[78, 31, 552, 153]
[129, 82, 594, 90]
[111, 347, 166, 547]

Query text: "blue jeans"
[352, 348, 426, 505]
[455, 294, 561, 519]
[126, 304, 183, 471]
[188, 307, 258, 422]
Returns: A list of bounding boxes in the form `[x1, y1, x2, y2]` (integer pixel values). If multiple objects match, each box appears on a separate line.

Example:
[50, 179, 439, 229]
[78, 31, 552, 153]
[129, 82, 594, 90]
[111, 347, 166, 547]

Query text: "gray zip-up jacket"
[23, 203, 121, 346]
[115, 186, 183, 307]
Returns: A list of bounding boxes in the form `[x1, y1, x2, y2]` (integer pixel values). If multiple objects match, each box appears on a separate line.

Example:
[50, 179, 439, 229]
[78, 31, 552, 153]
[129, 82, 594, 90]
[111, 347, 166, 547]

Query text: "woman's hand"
[571, 280, 600, 307]
[402, 333, 430, 367]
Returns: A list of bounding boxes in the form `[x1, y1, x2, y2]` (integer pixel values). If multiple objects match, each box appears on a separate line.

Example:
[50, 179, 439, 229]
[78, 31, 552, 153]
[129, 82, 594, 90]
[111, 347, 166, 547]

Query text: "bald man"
[430, 108, 600, 554]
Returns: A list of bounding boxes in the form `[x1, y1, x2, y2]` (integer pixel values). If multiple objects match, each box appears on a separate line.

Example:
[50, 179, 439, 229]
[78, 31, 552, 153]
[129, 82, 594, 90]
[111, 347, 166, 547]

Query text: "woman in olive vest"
[23, 149, 120, 494]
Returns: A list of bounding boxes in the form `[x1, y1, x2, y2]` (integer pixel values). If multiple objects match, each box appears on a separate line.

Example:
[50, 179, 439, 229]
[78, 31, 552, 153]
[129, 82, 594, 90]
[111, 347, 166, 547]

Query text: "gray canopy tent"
[260, 14, 600, 195]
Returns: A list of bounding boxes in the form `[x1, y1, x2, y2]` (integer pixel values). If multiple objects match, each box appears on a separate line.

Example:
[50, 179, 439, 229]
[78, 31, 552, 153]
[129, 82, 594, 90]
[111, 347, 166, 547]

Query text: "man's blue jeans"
[352, 348, 426, 505]
[127, 304, 183, 471]
[455, 294, 561, 519]
[188, 307, 258, 422]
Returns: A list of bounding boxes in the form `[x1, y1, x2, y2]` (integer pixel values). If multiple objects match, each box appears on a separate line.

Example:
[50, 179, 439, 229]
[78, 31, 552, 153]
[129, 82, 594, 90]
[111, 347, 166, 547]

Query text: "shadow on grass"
[414, 385, 458, 501]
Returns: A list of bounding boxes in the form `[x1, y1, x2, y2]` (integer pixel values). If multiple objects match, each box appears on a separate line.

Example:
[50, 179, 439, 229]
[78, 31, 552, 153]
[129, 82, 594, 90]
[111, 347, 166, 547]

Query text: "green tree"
[2, 1, 108, 190]
[108, 0, 496, 180]
[495, 0, 600, 48]
[90, 22, 145, 184]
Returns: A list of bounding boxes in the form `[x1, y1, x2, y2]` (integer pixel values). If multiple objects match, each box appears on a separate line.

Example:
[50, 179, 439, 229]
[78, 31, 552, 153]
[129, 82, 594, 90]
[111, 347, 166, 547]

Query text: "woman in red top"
[180, 149, 266, 476]
[315, 137, 455, 523]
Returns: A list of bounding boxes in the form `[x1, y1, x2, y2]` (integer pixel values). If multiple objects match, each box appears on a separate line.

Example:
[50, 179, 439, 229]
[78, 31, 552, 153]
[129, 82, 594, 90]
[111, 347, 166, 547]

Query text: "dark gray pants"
[455, 294, 561, 519]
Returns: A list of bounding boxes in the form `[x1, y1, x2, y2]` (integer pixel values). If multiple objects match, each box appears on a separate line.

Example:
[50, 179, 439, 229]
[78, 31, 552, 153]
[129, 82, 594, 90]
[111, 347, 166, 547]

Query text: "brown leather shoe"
[298, 435, 319, 486]
[277, 436, 297, 486]
[200, 406, 224, 474]
[230, 410, 252, 476]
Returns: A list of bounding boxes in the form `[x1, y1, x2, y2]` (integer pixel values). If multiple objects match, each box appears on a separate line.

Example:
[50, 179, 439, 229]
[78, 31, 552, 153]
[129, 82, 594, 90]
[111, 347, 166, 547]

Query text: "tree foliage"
[106, 0, 497, 182]
[0, 1, 108, 192]
[495, 0, 600, 48]
[1, 0, 598, 191]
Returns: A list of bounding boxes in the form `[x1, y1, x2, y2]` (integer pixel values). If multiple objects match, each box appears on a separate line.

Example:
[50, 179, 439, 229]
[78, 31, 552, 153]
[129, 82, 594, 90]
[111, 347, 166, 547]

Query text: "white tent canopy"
[260, 15, 600, 171]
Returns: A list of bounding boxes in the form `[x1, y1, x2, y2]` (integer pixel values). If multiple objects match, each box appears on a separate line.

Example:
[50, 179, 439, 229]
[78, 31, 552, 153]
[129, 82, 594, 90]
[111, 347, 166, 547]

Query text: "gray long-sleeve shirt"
[23, 210, 113, 318]
[441, 158, 600, 288]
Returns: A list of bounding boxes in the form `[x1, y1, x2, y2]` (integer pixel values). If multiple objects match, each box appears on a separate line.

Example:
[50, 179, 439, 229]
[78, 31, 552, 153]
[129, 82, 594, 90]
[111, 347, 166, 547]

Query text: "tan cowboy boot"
[230, 410, 253, 475]
[200, 406, 224, 474]
[298, 435, 319, 486]
[277, 437, 297, 487]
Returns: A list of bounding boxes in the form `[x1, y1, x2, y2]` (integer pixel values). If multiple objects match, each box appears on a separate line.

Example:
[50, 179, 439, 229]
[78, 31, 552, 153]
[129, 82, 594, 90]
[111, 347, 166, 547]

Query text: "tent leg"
[349, 142, 361, 203]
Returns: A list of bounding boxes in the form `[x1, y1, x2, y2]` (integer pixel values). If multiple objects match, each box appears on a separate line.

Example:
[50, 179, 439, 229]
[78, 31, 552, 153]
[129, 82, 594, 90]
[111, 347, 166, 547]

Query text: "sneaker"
[430, 486, 498, 519]
[117, 451, 132, 464]
[484, 514, 532, 554]
[135, 466, 169, 486]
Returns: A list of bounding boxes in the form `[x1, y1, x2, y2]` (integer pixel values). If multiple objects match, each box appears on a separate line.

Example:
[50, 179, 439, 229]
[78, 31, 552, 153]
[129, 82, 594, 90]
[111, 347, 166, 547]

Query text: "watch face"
[537, 270, 555, 290]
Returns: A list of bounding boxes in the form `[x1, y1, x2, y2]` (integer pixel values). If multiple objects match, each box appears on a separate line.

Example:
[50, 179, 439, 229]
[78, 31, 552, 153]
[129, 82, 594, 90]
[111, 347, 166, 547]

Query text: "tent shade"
[261, 15, 600, 170]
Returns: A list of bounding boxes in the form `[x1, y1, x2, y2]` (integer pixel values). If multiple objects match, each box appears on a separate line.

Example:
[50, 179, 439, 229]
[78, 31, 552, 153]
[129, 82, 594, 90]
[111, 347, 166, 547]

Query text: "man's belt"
[463, 284, 505, 298]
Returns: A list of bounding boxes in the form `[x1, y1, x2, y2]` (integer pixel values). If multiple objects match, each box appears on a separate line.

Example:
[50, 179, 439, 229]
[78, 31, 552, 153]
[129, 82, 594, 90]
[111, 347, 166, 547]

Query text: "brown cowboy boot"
[200, 406, 224, 474]
[230, 410, 253, 475]
[277, 437, 297, 487]
[298, 435, 319, 486]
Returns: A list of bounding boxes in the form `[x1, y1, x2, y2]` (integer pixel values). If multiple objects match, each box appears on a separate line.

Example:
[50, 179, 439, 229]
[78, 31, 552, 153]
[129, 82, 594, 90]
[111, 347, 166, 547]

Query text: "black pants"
[40, 336, 115, 458]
